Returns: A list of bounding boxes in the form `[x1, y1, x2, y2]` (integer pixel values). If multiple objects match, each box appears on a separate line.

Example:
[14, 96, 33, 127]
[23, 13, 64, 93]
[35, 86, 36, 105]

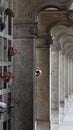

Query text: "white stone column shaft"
[71, 58, 73, 100]
[64, 55, 69, 112]
[64, 55, 68, 99]
[68, 57, 72, 105]
[51, 44, 59, 124]
[71, 59, 73, 98]
[59, 51, 65, 111]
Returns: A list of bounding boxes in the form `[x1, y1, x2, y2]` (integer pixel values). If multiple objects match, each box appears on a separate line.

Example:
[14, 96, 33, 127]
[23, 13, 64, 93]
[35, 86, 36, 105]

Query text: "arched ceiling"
[50, 23, 73, 58]
[50, 25, 73, 42]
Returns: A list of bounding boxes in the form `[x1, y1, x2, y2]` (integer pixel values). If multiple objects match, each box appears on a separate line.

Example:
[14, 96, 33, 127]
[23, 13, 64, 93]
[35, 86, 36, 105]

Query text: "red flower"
[8, 47, 18, 56]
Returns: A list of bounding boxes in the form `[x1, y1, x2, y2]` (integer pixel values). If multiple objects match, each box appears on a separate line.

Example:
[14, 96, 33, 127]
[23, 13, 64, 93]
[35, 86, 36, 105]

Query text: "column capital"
[13, 20, 38, 39]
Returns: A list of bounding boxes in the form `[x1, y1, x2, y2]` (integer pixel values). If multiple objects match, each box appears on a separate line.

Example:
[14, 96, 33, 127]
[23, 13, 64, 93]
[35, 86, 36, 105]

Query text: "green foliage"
[4, 8, 14, 17]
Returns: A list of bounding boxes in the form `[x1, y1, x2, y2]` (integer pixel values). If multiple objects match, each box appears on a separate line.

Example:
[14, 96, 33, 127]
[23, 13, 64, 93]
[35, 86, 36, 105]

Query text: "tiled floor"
[52, 101, 73, 130]
[59, 102, 73, 130]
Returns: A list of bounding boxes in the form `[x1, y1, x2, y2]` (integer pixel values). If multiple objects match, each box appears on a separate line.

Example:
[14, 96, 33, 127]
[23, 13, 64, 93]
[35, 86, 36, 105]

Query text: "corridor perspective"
[52, 98, 73, 130]
[1, 0, 73, 130]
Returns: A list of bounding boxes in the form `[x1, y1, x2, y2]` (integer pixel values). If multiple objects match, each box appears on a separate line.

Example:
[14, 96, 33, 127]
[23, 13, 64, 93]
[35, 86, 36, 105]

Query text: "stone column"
[34, 37, 51, 130]
[12, 21, 38, 130]
[51, 43, 59, 125]
[68, 57, 72, 106]
[64, 55, 69, 112]
[71, 58, 73, 101]
[59, 50, 65, 117]
[71, 59, 73, 98]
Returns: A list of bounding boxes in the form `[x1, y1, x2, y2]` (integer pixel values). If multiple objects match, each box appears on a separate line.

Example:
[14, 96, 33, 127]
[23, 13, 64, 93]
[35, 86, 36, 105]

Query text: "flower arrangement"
[8, 47, 18, 56]
[35, 67, 42, 77]
[0, 72, 14, 82]
[4, 8, 14, 17]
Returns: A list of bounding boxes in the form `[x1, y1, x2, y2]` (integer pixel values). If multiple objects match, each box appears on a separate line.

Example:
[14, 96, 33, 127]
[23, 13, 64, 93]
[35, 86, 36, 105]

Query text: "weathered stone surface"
[13, 21, 38, 38]
[64, 56, 68, 98]
[12, 39, 33, 130]
[13, 0, 73, 20]
[12, 0, 73, 130]
[59, 52, 64, 103]
[36, 121, 50, 130]
[51, 47, 59, 109]
[35, 48, 49, 120]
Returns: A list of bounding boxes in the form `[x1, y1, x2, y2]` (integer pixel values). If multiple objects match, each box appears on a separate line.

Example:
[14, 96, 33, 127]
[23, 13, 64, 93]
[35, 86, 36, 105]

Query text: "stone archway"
[13, 1, 73, 130]
[34, 9, 73, 130]
[27, 0, 73, 19]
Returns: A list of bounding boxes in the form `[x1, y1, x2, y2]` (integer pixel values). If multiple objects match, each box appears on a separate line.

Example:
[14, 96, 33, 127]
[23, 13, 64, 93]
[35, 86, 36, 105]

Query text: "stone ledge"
[13, 20, 38, 38]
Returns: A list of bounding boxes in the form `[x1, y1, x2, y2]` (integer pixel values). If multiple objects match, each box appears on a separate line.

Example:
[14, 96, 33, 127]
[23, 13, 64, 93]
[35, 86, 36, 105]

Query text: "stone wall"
[12, 39, 33, 130]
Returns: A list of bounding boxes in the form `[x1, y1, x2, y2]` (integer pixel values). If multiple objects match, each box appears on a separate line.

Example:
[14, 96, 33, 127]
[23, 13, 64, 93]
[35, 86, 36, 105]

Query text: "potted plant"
[4, 8, 14, 17]
[8, 47, 18, 56]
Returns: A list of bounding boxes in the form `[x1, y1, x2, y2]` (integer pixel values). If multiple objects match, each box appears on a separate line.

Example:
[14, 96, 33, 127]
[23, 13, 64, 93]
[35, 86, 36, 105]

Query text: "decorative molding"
[66, 48, 73, 58]
[57, 32, 73, 43]
[67, 10, 73, 21]
[48, 21, 73, 54]
[56, 33, 73, 51]
[64, 41, 73, 49]
[62, 41, 73, 55]
[43, 33, 53, 47]
[48, 20, 73, 46]
[59, 36, 73, 48]
[49, 20, 73, 33]
[28, 0, 73, 17]
[69, 51, 73, 57]
[48, 22, 73, 49]
[13, 20, 38, 38]
[35, 33, 53, 48]
[66, 45, 73, 54]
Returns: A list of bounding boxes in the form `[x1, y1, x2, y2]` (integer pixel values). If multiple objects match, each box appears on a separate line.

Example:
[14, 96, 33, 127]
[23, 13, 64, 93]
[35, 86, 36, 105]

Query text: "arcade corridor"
[52, 99, 73, 130]
[1, 0, 73, 130]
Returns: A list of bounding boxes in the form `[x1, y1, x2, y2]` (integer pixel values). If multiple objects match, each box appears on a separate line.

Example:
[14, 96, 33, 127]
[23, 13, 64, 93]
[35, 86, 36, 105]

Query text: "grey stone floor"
[52, 100, 73, 130]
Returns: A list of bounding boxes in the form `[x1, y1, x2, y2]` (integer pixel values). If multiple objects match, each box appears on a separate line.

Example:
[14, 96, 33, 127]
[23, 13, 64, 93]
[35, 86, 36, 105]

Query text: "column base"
[71, 92, 73, 102]
[59, 101, 64, 114]
[68, 94, 71, 106]
[51, 124, 59, 130]
[64, 97, 68, 113]
[51, 109, 59, 124]
[59, 101, 65, 122]
[35, 120, 51, 130]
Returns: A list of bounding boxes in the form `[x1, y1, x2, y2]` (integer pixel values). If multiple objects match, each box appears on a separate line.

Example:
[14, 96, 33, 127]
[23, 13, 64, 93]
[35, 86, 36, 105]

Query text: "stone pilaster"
[59, 50, 65, 120]
[68, 57, 72, 106]
[71, 59, 73, 98]
[64, 55, 69, 112]
[64, 55, 68, 99]
[34, 35, 52, 130]
[13, 20, 38, 39]
[51, 43, 59, 124]
[59, 51, 65, 109]
[71, 58, 73, 101]
[12, 20, 38, 130]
